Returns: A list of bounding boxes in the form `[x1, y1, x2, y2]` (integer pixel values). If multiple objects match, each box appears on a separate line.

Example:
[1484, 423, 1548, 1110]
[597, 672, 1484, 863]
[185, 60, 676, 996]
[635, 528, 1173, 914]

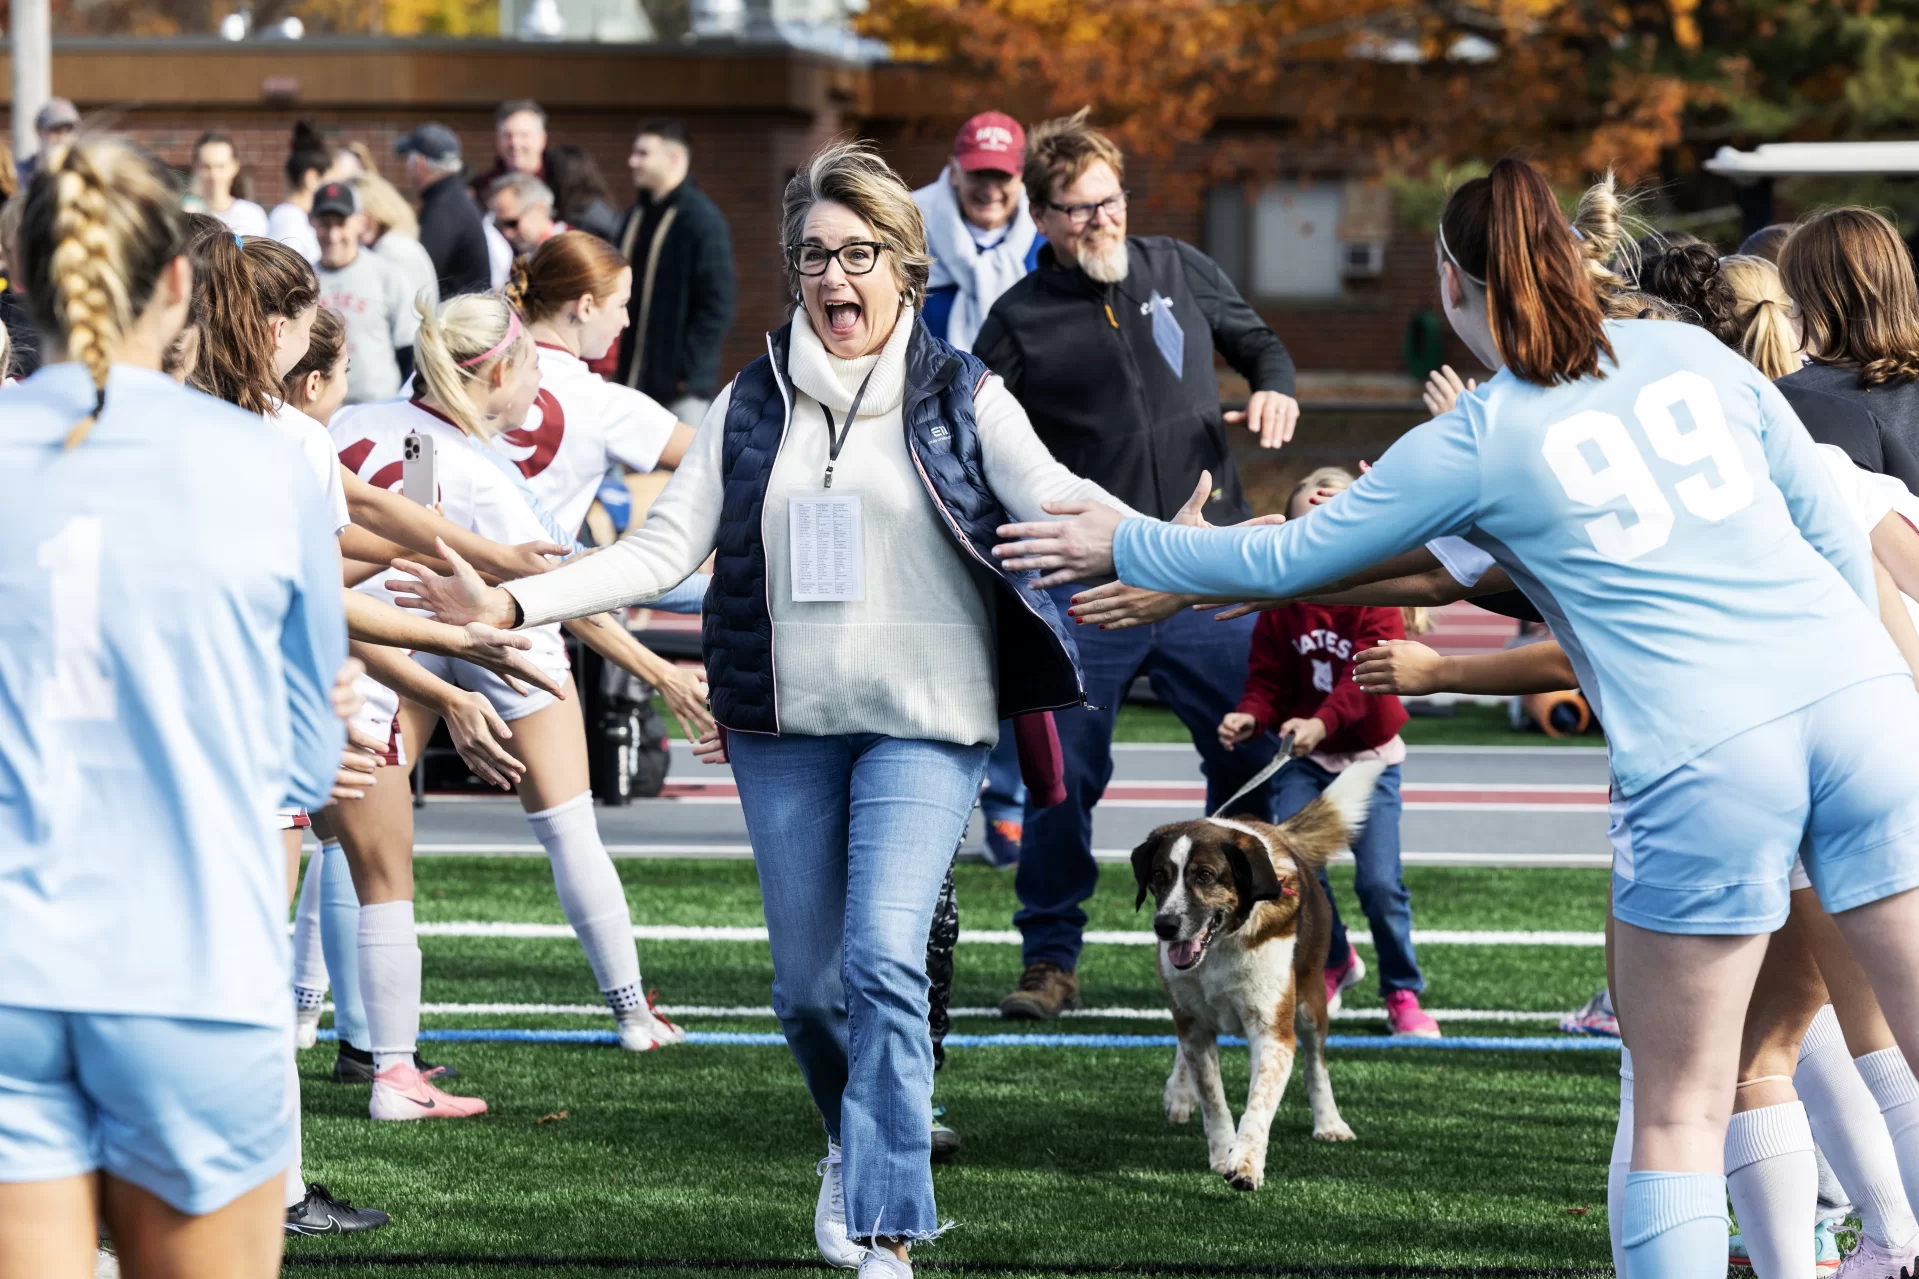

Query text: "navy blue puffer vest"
[702, 318, 1087, 735]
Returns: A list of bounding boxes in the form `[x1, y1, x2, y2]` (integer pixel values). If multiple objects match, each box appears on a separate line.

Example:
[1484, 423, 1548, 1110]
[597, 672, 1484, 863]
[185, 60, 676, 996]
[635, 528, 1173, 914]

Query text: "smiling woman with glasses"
[381, 137, 1137, 1279]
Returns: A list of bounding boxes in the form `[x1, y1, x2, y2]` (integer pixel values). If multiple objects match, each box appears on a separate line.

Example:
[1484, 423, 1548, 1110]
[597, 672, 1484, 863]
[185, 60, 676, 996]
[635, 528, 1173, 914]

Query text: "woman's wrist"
[494, 587, 523, 629]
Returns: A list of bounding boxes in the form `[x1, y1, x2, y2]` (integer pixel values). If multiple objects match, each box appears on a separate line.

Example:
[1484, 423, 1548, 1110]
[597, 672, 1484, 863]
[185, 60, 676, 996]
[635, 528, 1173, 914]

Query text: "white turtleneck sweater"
[506, 307, 1133, 746]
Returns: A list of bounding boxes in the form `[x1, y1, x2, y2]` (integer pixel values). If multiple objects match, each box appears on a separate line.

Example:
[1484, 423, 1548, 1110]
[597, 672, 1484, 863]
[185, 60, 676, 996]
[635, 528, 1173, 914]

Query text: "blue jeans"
[729, 731, 990, 1243]
[1271, 758, 1423, 995]
[980, 730, 1027, 828]
[1015, 589, 1278, 969]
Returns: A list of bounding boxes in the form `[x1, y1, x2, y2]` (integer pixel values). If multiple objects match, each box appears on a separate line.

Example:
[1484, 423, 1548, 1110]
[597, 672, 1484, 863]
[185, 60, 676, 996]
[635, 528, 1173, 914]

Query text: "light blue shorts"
[0, 1006, 293, 1214]
[1612, 674, 1919, 935]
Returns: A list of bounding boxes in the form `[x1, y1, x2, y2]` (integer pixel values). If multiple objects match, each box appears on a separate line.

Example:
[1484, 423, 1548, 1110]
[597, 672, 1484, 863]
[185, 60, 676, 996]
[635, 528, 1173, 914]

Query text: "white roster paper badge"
[790, 494, 865, 602]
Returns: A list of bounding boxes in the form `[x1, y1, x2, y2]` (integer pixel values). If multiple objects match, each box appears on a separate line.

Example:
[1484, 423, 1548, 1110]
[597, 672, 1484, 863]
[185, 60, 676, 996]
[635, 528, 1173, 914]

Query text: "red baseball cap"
[952, 112, 1025, 174]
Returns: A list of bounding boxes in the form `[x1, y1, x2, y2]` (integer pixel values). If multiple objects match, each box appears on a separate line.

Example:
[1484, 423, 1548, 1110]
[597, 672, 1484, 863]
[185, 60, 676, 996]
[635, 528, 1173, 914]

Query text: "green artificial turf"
[284, 857, 1618, 1276]
[1114, 700, 1603, 748]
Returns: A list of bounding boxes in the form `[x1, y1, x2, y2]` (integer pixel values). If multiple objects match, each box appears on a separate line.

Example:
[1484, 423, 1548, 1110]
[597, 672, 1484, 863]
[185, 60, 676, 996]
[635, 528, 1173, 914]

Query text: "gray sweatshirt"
[317, 250, 421, 404]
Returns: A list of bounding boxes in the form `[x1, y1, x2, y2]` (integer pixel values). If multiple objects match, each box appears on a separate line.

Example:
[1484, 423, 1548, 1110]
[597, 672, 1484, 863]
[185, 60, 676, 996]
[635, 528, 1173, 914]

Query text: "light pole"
[11, 0, 52, 170]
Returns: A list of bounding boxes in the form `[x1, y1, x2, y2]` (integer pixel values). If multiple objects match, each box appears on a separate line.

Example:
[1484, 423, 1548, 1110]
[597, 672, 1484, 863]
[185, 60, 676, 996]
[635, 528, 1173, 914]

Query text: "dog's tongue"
[1167, 937, 1204, 969]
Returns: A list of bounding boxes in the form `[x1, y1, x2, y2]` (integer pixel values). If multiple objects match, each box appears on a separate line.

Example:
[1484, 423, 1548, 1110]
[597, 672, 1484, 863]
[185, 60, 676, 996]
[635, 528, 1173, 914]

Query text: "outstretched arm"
[562, 614, 714, 744]
[342, 465, 564, 583]
[1353, 639, 1579, 698]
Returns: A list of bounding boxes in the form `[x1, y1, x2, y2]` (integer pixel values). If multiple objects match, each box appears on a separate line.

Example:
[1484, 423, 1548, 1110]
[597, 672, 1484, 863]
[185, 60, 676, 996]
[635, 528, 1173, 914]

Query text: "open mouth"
[823, 300, 862, 337]
[1165, 911, 1223, 971]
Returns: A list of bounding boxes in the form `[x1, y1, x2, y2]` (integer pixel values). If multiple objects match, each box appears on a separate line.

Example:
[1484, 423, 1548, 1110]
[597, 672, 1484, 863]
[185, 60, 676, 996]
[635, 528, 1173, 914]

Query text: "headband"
[459, 312, 522, 367]
[1436, 222, 1485, 288]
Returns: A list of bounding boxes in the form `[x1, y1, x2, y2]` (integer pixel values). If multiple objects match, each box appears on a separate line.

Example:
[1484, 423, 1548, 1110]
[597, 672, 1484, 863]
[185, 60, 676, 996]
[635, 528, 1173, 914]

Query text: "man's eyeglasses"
[1045, 191, 1128, 229]
[793, 241, 891, 277]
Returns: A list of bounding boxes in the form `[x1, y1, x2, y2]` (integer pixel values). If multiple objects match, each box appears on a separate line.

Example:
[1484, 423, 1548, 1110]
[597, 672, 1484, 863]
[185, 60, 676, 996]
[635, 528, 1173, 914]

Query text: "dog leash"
[1207, 732, 1295, 820]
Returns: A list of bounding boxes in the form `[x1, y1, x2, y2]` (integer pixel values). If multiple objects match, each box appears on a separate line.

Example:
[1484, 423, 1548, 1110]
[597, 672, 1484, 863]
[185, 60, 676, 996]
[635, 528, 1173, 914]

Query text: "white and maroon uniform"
[331, 397, 572, 722]
[503, 343, 679, 536]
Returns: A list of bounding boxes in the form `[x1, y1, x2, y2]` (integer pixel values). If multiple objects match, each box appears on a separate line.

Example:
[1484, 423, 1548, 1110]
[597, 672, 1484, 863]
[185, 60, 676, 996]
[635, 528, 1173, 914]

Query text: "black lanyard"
[819, 364, 879, 490]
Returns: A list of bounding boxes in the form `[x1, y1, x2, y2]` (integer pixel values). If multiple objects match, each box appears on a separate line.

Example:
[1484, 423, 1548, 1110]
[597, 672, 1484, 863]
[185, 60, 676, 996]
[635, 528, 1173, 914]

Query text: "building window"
[1206, 179, 1390, 302]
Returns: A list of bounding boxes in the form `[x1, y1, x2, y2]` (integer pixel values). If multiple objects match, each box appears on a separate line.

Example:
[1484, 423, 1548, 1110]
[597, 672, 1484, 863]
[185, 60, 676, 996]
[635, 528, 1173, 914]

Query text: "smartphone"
[402, 432, 436, 506]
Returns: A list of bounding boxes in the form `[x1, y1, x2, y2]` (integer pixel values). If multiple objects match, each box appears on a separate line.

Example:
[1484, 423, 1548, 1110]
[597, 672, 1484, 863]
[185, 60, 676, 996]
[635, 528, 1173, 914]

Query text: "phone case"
[403, 432, 436, 506]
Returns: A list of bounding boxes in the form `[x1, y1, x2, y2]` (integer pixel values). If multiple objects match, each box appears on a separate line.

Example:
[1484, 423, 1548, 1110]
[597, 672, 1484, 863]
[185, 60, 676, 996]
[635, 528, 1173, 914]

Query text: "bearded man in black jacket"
[975, 109, 1301, 1021]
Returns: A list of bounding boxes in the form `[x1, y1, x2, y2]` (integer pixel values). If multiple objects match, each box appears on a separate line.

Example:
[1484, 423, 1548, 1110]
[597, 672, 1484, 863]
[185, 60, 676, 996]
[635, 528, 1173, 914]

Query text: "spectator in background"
[17, 97, 78, 186]
[913, 112, 1042, 353]
[973, 109, 1300, 1021]
[192, 131, 269, 236]
[1740, 222, 1794, 263]
[353, 172, 440, 312]
[311, 180, 420, 403]
[396, 122, 492, 299]
[616, 118, 735, 424]
[546, 144, 623, 242]
[476, 99, 553, 193]
[487, 172, 566, 256]
[270, 121, 329, 264]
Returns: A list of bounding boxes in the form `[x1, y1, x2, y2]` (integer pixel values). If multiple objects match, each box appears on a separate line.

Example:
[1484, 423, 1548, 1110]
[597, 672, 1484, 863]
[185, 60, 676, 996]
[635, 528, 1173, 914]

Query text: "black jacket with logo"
[973, 236, 1295, 524]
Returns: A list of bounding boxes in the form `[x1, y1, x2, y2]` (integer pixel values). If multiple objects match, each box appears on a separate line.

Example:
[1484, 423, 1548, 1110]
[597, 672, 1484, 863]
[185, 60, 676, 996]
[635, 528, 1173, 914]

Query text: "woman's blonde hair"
[411, 291, 530, 439]
[1718, 254, 1801, 380]
[353, 171, 419, 240]
[19, 135, 190, 445]
[781, 140, 932, 304]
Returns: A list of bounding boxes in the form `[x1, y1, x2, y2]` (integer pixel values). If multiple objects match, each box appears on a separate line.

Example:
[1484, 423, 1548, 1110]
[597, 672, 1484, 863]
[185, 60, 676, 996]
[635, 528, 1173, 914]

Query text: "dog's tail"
[1277, 759, 1388, 870]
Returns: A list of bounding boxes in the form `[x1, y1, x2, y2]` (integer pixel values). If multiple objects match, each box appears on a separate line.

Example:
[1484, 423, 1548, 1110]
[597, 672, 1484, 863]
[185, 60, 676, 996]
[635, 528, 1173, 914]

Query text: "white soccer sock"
[291, 846, 329, 1002]
[1798, 1006, 1917, 1248]
[1857, 1045, 1919, 1236]
[1725, 1102, 1818, 1279]
[1609, 1048, 1633, 1273]
[527, 793, 644, 1017]
[284, 1049, 305, 1209]
[358, 900, 421, 1073]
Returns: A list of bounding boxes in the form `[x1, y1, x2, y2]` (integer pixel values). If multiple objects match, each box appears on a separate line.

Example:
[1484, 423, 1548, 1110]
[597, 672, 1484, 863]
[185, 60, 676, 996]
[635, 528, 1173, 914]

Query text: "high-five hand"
[389, 539, 519, 628]
[1224, 391, 1300, 449]
[994, 500, 1127, 589]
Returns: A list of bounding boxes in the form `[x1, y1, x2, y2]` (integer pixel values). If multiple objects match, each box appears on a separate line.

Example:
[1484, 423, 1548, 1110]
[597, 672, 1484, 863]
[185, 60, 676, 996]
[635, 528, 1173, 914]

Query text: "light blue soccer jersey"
[0, 364, 346, 1028]
[1114, 320, 1906, 796]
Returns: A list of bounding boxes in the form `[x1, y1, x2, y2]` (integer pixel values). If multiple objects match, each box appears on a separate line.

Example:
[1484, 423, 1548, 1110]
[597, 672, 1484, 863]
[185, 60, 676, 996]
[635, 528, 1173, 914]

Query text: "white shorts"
[274, 808, 309, 831]
[411, 623, 570, 723]
[352, 673, 407, 768]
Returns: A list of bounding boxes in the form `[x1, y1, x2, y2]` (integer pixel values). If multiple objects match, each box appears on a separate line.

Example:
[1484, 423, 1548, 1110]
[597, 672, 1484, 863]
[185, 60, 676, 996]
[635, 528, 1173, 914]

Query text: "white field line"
[406, 844, 1616, 868]
[409, 921, 1605, 946]
[341, 1001, 1571, 1024]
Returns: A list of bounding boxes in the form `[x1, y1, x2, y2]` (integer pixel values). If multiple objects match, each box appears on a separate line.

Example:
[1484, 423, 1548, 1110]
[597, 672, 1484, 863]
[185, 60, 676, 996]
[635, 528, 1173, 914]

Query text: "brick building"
[4, 38, 1460, 501]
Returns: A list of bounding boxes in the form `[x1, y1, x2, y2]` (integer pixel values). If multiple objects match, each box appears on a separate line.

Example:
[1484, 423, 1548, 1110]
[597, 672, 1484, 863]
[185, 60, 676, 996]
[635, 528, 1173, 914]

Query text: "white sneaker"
[815, 1142, 866, 1269]
[294, 1004, 323, 1051]
[616, 993, 686, 1052]
[858, 1249, 912, 1277]
[1836, 1231, 1919, 1278]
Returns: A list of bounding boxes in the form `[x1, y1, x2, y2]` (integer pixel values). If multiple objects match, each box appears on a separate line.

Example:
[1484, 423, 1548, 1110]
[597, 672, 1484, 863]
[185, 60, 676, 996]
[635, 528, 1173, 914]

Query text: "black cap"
[394, 122, 462, 163]
[311, 181, 361, 218]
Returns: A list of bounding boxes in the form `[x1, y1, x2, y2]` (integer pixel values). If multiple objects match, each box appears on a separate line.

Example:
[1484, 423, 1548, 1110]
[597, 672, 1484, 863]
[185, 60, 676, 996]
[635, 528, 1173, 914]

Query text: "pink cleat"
[1324, 949, 1365, 1014]
[1384, 990, 1442, 1039]
[368, 1061, 489, 1121]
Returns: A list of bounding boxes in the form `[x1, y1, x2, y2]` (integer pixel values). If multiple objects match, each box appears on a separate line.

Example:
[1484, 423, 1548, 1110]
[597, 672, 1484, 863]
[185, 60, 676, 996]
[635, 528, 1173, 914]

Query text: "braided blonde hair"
[19, 137, 188, 446]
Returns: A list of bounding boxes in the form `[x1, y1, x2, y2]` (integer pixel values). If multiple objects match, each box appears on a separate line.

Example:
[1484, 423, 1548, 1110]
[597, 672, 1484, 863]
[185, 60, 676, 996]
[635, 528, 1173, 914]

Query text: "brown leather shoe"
[999, 962, 1080, 1020]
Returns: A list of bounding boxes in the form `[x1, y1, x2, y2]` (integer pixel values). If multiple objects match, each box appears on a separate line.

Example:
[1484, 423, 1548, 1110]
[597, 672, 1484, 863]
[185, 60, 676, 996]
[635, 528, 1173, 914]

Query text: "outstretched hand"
[389, 539, 518, 629]
[1224, 391, 1300, 449]
[459, 623, 566, 699]
[994, 500, 1127, 589]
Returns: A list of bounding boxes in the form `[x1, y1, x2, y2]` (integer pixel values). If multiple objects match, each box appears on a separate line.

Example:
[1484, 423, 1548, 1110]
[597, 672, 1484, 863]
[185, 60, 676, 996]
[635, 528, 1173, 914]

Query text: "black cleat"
[931, 1109, 961, 1162]
[333, 1043, 454, 1083]
[285, 1183, 390, 1236]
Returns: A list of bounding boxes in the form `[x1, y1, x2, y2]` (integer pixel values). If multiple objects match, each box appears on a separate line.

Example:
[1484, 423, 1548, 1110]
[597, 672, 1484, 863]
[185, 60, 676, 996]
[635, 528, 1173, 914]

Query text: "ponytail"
[242, 235, 318, 321]
[19, 136, 190, 446]
[1718, 254, 1802, 381]
[412, 292, 530, 438]
[506, 229, 628, 324]
[1439, 157, 1613, 386]
[184, 217, 280, 414]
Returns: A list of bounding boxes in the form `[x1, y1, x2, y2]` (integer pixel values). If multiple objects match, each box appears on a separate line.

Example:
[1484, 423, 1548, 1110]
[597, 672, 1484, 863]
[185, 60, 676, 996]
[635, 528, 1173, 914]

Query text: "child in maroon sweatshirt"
[1216, 468, 1437, 1038]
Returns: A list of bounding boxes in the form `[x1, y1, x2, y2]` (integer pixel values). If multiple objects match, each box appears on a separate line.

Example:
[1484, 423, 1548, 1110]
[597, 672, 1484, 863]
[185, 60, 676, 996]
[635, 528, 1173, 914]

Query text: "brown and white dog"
[1130, 759, 1384, 1191]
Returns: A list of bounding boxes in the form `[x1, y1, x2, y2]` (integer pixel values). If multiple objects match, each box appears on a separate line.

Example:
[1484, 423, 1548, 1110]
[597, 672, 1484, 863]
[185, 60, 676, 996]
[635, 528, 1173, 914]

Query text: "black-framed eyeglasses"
[793, 241, 891, 277]
[1045, 190, 1128, 229]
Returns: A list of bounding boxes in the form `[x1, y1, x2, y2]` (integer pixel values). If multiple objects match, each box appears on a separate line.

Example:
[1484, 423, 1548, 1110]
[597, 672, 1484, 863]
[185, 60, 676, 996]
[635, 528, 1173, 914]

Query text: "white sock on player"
[1797, 1005, 1918, 1248]
[527, 792, 646, 1017]
[1609, 1048, 1633, 1273]
[292, 848, 328, 1003]
[358, 899, 421, 1074]
[1857, 1046, 1919, 1219]
[284, 1049, 305, 1209]
[1725, 1101, 1817, 1279]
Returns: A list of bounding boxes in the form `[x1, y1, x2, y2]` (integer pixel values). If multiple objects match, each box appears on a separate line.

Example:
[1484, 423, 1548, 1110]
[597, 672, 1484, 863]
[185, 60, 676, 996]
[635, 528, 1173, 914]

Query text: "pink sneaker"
[368, 1061, 489, 1121]
[1384, 990, 1441, 1039]
[1324, 949, 1365, 1014]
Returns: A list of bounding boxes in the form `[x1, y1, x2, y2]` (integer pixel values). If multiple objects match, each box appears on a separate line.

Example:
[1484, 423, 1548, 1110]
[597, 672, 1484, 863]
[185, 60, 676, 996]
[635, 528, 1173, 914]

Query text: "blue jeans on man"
[1269, 756, 1423, 994]
[1013, 588, 1279, 972]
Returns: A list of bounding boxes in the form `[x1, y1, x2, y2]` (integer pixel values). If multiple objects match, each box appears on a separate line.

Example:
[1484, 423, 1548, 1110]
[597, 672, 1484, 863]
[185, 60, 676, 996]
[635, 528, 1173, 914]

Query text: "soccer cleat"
[931, 1107, 961, 1161]
[334, 1043, 453, 1083]
[1836, 1232, 1919, 1278]
[858, 1250, 913, 1277]
[294, 1002, 324, 1051]
[982, 818, 1022, 870]
[285, 1183, 391, 1236]
[1324, 949, 1365, 1015]
[1559, 986, 1619, 1037]
[368, 1061, 488, 1121]
[815, 1141, 866, 1270]
[1384, 990, 1442, 1039]
[617, 990, 686, 1052]
[1730, 1224, 1843, 1274]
